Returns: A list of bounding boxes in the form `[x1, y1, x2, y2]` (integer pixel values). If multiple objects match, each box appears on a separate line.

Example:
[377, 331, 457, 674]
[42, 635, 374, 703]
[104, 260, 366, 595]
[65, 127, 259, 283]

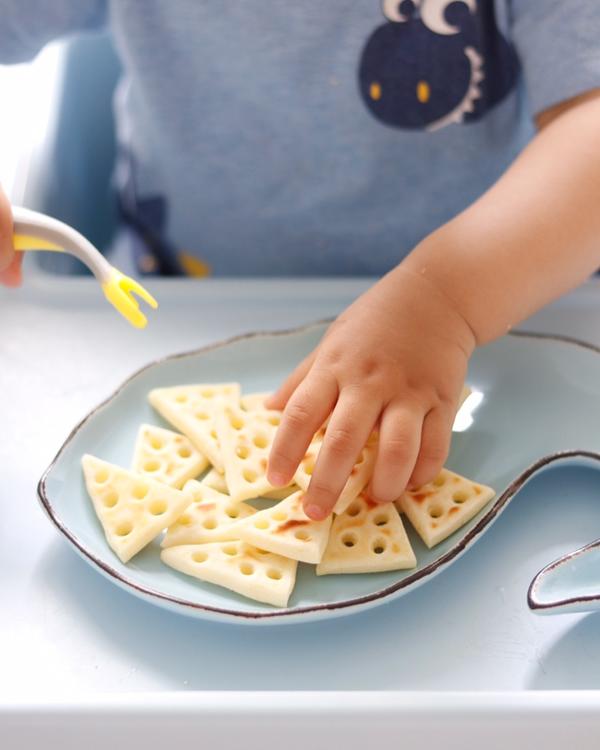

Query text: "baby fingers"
[0, 252, 22, 287]
[407, 405, 454, 489]
[368, 403, 424, 504]
[267, 369, 337, 487]
[265, 350, 317, 411]
[302, 387, 381, 520]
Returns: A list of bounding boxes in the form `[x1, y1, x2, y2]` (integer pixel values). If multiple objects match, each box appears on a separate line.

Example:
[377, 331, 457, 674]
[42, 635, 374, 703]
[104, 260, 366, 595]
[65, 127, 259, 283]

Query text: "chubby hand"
[266, 265, 476, 520]
[0, 187, 21, 287]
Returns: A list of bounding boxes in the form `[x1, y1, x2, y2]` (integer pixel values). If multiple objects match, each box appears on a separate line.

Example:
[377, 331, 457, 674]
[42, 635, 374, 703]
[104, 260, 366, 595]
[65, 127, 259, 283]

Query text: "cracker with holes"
[261, 484, 299, 501]
[317, 493, 416, 575]
[161, 542, 298, 607]
[148, 383, 240, 471]
[161, 481, 256, 548]
[240, 392, 272, 411]
[82, 454, 191, 563]
[202, 466, 296, 501]
[236, 489, 332, 564]
[294, 430, 378, 515]
[131, 424, 209, 488]
[397, 468, 495, 548]
[215, 405, 283, 502]
[201, 467, 229, 493]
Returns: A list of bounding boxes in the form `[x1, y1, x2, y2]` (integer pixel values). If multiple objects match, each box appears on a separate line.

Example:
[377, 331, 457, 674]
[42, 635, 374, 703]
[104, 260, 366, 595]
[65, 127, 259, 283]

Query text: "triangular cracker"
[215, 405, 282, 502]
[236, 489, 332, 563]
[316, 493, 416, 575]
[262, 485, 299, 500]
[161, 541, 297, 607]
[294, 430, 378, 515]
[201, 467, 229, 493]
[131, 424, 209, 488]
[81, 454, 191, 563]
[240, 392, 272, 411]
[147, 383, 240, 471]
[202, 465, 296, 501]
[161, 481, 256, 548]
[397, 468, 495, 548]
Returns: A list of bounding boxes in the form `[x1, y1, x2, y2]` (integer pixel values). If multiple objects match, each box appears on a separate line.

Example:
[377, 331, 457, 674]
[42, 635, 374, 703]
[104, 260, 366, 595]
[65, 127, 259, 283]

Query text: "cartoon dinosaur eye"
[420, 0, 476, 36]
[382, 0, 419, 23]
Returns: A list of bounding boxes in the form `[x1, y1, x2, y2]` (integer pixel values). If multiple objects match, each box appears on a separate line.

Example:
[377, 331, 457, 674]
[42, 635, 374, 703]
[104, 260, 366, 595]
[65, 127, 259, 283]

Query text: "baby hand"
[0, 188, 21, 287]
[266, 266, 476, 520]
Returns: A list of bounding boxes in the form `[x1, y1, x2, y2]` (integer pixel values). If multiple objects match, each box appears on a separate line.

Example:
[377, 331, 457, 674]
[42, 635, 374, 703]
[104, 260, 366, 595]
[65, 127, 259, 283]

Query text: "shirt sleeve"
[0, 0, 107, 63]
[510, 0, 600, 117]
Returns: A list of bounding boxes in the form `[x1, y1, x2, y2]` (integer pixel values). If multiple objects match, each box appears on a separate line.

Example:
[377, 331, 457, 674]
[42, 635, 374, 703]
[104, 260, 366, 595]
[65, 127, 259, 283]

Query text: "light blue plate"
[38, 323, 600, 624]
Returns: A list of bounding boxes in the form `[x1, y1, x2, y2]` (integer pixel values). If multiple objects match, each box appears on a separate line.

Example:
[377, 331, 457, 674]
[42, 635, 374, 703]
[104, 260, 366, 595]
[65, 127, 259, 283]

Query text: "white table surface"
[2, 276, 600, 747]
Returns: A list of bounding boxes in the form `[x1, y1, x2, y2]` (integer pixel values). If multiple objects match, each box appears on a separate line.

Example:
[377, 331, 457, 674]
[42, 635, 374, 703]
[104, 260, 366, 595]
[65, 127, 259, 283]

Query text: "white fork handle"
[12, 206, 113, 283]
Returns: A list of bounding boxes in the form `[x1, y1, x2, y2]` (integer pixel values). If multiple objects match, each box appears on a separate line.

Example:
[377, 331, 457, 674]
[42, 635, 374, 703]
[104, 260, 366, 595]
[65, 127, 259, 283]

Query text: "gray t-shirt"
[1, 1, 599, 275]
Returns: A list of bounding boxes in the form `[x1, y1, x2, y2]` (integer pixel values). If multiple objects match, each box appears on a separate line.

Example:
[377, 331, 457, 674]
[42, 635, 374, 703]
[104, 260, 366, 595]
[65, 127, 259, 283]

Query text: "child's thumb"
[0, 253, 23, 287]
[0, 187, 21, 286]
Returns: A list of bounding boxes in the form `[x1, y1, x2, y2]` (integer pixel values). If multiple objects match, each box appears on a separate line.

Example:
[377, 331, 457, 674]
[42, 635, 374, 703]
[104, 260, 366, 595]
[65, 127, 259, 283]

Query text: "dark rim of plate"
[37, 324, 600, 621]
[527, 537, 600, 612]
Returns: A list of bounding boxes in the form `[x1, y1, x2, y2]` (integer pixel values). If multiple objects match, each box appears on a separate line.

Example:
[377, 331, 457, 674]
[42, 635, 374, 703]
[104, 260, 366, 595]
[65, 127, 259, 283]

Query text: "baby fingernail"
[305, 504, 326, 521]
[368, 489, 389, 504]
[268, 470, 287, 486]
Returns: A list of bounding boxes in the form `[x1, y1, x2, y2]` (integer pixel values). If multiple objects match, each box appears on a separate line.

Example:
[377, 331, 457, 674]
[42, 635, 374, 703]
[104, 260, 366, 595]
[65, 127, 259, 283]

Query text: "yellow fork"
[12, 207, 158, 329]
[101, 268, 158, 330]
